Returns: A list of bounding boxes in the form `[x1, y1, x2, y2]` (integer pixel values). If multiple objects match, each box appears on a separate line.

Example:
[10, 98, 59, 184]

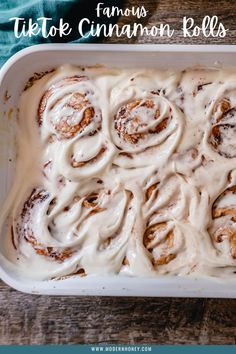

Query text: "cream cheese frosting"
[1, 64, 236, 280]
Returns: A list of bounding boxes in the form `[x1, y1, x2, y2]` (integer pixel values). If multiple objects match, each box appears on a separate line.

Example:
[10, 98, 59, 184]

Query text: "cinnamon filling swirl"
[114, 99, 170, 144]
[38, 75, 114, 179]
[210, 186, 236, 259]
[38, 76, 101, 139]
[13, 189, 73, 262]
[209, 98, 236, 158]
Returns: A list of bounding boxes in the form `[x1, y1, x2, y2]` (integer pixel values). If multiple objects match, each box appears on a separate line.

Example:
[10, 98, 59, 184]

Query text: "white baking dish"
[1, 43, 236, 297]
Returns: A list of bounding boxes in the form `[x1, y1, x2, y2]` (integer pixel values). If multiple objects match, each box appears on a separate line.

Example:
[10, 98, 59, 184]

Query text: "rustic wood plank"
[103, 0, 236, 44]
[1, 0, 236, 345]
[0, 279, 236, 344]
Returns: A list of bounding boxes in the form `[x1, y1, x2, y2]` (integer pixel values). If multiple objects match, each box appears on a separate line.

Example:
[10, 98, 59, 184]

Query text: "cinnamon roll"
[111, 95, 183, 168]
[209, 185, 236, 260]
[13, 188, 73, 262]
[12, 180, 135, 278]
[142, 175, 186, 272]
[208, 97, 236, 158]
[38, 75, 101, 139]
[124, 173, 197, 276]
[39, 75, 115, 180]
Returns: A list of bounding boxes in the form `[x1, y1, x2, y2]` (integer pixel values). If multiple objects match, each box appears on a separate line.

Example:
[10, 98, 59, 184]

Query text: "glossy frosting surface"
[2, 64, 236, 280]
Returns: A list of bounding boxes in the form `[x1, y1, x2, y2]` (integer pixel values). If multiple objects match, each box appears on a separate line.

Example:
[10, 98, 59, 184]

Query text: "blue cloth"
[0, 0, 122, 66]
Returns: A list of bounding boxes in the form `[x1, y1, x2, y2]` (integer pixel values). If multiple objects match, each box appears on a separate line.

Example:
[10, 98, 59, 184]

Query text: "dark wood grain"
[1, 280, 236, 344]
[1, 0, 236, 345]
[103, 0, 236, 44]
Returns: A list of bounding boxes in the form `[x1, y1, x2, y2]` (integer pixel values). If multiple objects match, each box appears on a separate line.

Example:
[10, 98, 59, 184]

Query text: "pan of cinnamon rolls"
[2, 64, 236, 282]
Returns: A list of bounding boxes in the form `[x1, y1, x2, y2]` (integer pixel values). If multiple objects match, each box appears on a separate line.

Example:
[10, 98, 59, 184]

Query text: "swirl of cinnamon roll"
[38, 76, 101, 139]
[111, 95, 184, 168]
[12, 189, 73, 263]
[208, 97, 236, 158]
[38, 75, 115, 180]
[142, 176, 186, 271]
[209, 185, 236, 260]
[124, 174, 196, 276]
[12, 180, 135, 279]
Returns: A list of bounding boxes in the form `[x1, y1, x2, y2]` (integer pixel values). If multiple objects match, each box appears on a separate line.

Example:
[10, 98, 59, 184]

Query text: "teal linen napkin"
[0, 0, 122, 67]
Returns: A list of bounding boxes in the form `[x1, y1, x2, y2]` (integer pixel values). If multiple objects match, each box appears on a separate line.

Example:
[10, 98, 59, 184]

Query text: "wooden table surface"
[1, 0, 236, 345]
